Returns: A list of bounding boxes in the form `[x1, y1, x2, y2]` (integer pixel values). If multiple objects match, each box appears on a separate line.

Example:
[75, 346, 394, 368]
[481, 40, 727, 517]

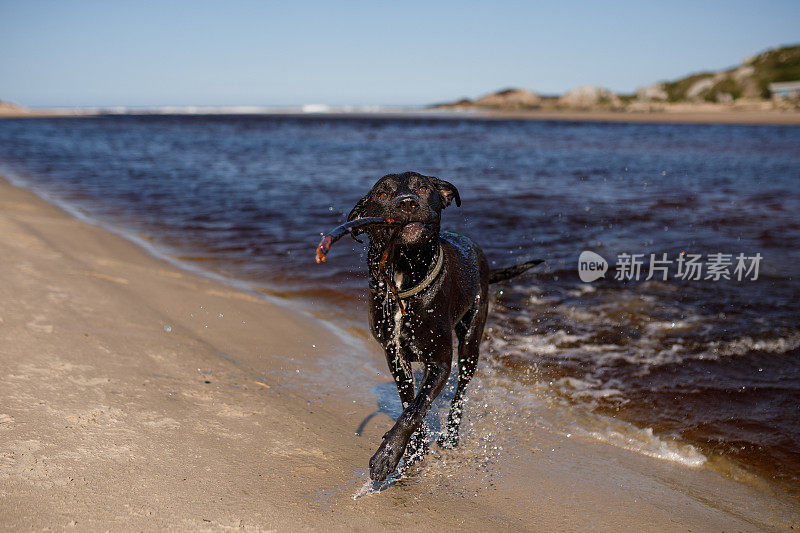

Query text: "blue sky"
[1, 1, 798, 107]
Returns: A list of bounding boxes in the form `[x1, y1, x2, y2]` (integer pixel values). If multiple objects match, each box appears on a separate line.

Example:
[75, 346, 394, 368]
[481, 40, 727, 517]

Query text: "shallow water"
[0, 114, 798, 497]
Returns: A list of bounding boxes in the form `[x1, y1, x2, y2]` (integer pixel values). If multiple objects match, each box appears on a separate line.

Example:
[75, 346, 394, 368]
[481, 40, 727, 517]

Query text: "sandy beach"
[0, 174, 798, 531]
[2, 107, 800, 126]
[448, 108, 800, 126]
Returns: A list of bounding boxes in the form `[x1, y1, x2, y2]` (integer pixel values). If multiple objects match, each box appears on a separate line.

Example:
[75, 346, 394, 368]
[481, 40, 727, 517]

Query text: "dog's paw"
[436, 431, 460, 449]
[369, 437, 406, 482]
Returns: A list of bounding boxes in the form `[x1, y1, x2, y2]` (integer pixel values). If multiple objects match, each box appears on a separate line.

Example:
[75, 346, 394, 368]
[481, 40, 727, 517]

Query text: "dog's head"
[347, 171, 460, 245]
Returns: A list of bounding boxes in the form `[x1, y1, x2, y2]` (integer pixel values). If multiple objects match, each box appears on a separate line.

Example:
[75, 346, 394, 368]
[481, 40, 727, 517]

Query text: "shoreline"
[443, 107, 800, 125]
[2, 107, 800, 126]
[1, 174, 798, 530]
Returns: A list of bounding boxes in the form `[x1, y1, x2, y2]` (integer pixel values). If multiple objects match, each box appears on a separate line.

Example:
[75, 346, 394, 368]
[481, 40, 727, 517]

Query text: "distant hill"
[436, 88, 544, 110]
[0, 99, 32, 117]
[434, 44, 800, 111]
[650, 44, 800, 102]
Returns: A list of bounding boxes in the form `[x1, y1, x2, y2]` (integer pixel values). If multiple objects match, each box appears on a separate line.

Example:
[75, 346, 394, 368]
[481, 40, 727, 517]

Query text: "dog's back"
[439, 231, 489, 326]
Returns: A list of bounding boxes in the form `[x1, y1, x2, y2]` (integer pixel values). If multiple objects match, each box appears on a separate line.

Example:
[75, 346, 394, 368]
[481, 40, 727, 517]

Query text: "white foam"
[568, 284, 597, 296]
[301, 104, 330, 113]
[43, 104, 437, 116]
[352, 480, 377, 499]
[582, 426, 707, 467]
[550, 376, 623, 401]
[707, 332, 800, 357]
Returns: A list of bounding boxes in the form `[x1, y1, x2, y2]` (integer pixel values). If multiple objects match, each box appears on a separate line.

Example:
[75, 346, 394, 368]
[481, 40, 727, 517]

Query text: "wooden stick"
[314, 217, 403, 264]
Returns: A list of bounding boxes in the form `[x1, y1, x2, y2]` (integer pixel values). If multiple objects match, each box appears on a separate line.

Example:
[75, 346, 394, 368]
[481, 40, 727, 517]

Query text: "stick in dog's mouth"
[314, 216, 405, 264]
[315, 216, 412, 314]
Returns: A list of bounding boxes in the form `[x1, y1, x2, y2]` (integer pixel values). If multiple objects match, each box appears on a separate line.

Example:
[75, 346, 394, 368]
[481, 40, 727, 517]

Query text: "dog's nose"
[395, 195, 419, 213]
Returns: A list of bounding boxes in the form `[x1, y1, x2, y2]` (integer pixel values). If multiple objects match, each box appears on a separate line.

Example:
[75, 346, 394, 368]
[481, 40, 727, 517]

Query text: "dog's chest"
[370, 295, 428, 363]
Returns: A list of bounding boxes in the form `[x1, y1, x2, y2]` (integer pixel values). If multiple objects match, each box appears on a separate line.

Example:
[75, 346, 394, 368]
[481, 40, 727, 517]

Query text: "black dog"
[347, 171, 540, 482]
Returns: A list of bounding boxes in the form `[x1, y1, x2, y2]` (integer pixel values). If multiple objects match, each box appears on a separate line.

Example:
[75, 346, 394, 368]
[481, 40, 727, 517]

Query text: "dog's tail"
[489, 259, 544, 284]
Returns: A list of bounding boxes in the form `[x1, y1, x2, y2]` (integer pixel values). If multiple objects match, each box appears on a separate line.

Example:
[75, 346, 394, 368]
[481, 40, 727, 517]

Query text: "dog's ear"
[346, 194, 370, 241]
[430, 177, 461, 208]
[347, 194, 369, 222]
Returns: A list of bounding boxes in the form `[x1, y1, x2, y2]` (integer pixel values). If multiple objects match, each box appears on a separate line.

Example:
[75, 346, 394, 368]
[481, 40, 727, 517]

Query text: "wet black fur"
[347, 171, 537, 482]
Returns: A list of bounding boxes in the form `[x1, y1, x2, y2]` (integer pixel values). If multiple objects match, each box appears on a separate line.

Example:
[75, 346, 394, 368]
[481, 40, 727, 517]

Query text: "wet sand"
[0, 175, 797, 531]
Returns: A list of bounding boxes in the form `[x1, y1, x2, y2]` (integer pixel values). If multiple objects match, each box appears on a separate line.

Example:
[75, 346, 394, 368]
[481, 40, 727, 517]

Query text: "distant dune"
[0, 100, 32, 117]
[434, 44, 800, 114]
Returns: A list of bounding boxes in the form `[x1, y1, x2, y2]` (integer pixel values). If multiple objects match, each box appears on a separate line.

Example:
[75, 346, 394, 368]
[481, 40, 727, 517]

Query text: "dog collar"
[371, 243, 444, 299]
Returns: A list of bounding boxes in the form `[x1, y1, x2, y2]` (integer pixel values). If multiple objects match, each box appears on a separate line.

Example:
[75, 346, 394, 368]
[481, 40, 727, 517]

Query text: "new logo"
[578, 251, 608, 282]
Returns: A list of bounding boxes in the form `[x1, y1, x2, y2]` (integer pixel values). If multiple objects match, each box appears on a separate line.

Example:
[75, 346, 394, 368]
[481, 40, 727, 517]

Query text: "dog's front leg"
[369, 360, 450, 482]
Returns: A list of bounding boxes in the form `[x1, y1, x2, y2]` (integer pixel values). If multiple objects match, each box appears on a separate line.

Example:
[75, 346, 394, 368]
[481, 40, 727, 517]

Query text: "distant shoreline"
[2, 106, 800, 126]
[429, 108, 800, 126]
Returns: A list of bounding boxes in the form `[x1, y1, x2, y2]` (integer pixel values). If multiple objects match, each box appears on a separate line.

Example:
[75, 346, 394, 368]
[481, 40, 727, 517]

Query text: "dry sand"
[439, 108, 800, 125]
[2, 107, 800, 125]
[1, 175, 798, 531]
[0, 105, 54, 119]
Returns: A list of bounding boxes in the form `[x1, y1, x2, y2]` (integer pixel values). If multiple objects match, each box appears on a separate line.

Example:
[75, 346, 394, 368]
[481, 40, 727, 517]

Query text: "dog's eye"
[418, 186, 428, 194]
